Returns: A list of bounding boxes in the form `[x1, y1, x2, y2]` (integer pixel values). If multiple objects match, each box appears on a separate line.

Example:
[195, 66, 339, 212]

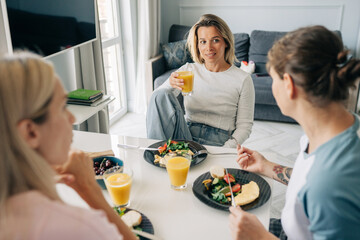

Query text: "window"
[97, 0, 127, 121]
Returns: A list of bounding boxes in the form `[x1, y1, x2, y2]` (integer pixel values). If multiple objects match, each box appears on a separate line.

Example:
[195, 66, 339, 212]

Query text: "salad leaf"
[159, 138, 191, 156]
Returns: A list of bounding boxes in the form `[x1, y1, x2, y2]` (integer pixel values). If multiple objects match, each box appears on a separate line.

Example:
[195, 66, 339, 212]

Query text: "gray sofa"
[148, 24, 297, 123]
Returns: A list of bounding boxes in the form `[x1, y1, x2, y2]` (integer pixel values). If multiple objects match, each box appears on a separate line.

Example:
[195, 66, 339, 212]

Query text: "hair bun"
[336, 50, 349, 66]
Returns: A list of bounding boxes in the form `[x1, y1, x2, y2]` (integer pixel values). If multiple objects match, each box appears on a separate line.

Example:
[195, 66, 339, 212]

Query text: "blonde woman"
[230, 26, 360, 239]
[147, 14, 255, 147]
[0, 52, 136, 240]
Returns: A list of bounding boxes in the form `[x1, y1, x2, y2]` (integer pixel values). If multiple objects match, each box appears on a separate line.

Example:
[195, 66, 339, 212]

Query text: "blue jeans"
[187, 122, 231, 146]
[146, 88, 230, 146]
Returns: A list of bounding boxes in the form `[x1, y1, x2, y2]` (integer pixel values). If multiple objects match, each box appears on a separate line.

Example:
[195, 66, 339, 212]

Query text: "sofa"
[147, 25, 299, 123]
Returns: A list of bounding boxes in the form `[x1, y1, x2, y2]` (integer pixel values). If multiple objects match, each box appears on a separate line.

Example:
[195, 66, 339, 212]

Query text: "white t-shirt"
[160, 62, 255, 147]
[1, 191, 123, 240]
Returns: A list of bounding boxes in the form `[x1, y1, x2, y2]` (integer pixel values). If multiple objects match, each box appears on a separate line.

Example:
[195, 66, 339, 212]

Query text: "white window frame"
[99, 0, 127, 123]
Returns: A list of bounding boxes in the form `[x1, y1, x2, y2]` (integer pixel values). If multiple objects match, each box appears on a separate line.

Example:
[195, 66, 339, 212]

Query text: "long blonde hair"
[187, 14, 237, 65]
[0, 52, 60, 227]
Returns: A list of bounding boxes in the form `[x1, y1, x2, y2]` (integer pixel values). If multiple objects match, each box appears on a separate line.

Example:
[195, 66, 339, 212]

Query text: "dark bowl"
[93, 156, 124, 189]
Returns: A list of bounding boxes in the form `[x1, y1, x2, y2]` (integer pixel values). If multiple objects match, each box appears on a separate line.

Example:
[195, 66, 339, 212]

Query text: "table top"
[57, 130, 272, 240]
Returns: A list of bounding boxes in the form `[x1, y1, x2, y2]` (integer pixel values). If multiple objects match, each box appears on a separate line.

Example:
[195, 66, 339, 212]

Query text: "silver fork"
[193, 149, 237, 158]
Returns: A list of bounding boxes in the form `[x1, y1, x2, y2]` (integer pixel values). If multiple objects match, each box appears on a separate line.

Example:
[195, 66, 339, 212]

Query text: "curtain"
[134, 0, 161, 113]
[73, 1, 109, 133]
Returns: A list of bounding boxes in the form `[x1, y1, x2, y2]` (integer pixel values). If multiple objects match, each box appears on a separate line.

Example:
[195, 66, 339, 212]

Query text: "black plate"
[192, 168, 271, 211]
[143, 140, 208, 168]
[115, 207, 154, 239]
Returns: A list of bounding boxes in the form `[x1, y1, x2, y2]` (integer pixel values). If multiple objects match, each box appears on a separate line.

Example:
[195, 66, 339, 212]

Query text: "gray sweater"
[160, 63, 255, 147]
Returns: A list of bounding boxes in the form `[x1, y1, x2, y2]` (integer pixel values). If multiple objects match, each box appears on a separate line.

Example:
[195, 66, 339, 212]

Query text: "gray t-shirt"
[160, 62, 255, 147]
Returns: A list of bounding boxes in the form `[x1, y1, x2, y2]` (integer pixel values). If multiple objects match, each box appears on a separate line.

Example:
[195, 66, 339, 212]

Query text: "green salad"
[202, 173, 241, 204]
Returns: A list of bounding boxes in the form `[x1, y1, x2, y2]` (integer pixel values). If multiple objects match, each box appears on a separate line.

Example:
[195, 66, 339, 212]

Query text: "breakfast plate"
[192, 168, 271, 211]
[114, 207, 154, 239]
[143, 140, 208, 169]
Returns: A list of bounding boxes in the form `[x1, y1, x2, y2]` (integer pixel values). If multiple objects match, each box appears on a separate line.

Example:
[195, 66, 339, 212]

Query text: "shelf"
[67, 95, 115, 125]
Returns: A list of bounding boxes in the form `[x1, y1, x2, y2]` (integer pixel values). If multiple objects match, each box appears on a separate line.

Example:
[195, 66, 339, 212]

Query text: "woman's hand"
[54, 149, 99, 194]
[236, 145, 271, 176]
[229, 207, 277, 240]
[169, 72, 183, 90]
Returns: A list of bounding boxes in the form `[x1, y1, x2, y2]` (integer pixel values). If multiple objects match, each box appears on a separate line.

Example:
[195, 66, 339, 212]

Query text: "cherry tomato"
[171, 140, 178, 144]
[224, 173, 235, 184]
[158, 143, 167, 154]
[232, 184, 241, 193]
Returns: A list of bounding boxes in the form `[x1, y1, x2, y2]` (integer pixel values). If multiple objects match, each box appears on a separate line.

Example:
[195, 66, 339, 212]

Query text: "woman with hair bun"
[229, 26, 360, 239]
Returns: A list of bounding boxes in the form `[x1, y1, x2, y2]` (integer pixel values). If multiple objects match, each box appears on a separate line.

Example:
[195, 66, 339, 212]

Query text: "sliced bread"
[121, 210, 142, 228]
[210, 165, 225, 179]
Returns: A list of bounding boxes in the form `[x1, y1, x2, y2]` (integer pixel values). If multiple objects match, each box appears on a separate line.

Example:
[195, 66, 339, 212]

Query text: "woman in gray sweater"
[147, 14, 255, 148]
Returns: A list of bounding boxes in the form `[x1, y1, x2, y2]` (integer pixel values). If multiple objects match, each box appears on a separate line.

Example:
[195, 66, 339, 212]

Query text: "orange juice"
[166, 156, 191, 187]
[177, 71, 194, 95]
[105, 173, 132, 206]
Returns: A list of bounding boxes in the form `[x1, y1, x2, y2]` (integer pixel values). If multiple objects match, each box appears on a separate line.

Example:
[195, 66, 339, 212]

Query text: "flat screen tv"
[5, 0, 97, 57]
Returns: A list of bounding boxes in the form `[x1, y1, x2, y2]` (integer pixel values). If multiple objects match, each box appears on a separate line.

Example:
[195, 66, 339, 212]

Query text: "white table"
[57, 130, 273, 240]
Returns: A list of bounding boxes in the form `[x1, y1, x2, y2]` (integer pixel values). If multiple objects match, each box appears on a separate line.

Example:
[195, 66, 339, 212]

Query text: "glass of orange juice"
[165, 152, 191, 190]
[177, 71, 194, 96]
[104, 166, 133, 207]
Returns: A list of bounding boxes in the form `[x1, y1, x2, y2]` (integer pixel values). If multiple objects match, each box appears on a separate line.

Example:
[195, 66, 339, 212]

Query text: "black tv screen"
[6, 0, 96, 57]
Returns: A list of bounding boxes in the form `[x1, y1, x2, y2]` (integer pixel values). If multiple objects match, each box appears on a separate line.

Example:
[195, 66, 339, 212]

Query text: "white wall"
[161, 0, 360, 57]
[160, 0, 180, 43]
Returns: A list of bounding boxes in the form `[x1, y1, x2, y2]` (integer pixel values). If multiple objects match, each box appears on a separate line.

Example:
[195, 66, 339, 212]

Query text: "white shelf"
[67, 95, 115, 125]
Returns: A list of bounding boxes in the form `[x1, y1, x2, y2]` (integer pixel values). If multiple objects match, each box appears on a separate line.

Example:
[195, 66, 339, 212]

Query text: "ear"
[283, 73, 296, 99]
[17, 119, 41, 149]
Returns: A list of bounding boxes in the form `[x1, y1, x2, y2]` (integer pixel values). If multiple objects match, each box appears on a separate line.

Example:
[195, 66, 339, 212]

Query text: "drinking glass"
[104, 166, 133, 207]
[165, 152, 191, 190]
[177, 71, 194, 96]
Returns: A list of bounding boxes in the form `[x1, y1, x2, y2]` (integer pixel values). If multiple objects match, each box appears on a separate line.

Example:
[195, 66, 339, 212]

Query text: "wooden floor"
[110, 113, 304, 219]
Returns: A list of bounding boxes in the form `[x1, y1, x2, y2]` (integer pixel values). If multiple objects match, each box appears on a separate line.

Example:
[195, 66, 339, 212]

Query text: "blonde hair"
[0, 52, 60, 228]
[187, 14, 237, 65]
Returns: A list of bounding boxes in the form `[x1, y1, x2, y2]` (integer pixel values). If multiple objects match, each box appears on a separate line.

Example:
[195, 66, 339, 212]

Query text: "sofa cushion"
[254, 104, 296, 123]
[249, 30, 287, 73]
[251, 74, 277, 105]
[161, 40, 193, 69]
[154, 69, 174, 89]
[168, 24, 191, 42]
[233, 33, 250, 67]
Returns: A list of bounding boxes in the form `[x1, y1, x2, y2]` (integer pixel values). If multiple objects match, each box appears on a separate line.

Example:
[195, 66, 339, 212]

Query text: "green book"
[68, 89, 102, 100]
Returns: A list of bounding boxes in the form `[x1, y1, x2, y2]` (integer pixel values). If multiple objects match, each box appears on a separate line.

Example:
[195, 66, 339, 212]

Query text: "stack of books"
[67, 89, 107, 107]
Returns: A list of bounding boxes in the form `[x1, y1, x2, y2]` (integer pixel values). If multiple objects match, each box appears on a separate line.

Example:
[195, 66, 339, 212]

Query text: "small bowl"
[93, 156, 124, 189]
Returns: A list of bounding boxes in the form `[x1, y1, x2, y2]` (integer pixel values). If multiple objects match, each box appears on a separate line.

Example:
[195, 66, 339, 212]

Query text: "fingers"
[236, 153, 251, 169]
[237, 145, 254, 155]
[170, 72, 184, 90]
[54, 174, 75, 185]
[229, 206, 243, 214]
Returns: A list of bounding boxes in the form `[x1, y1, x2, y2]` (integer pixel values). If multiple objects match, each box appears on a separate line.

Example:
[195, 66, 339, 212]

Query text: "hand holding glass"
[177, 71, 194, 96]
[104, 166, 133, 207]
[165, 152, 191, 190]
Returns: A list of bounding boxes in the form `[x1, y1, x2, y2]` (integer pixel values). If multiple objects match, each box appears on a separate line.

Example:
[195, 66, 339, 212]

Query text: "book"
[68, 89, 103, 100]
[67, 93, 103, 104]
[67, 95, 113, 107]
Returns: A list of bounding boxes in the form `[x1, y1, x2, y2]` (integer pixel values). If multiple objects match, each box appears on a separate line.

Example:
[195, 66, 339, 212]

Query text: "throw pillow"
[161, 40, 192, 69]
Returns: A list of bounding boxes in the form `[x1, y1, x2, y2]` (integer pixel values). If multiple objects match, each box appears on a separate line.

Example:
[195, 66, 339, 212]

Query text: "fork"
[117, 144, 158, 151]
[192, 149, 237, 158]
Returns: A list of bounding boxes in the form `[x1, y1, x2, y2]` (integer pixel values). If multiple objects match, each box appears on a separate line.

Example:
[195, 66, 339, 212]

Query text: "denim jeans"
[147, 87, 230, 146]
[187, 122, 231, 146]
